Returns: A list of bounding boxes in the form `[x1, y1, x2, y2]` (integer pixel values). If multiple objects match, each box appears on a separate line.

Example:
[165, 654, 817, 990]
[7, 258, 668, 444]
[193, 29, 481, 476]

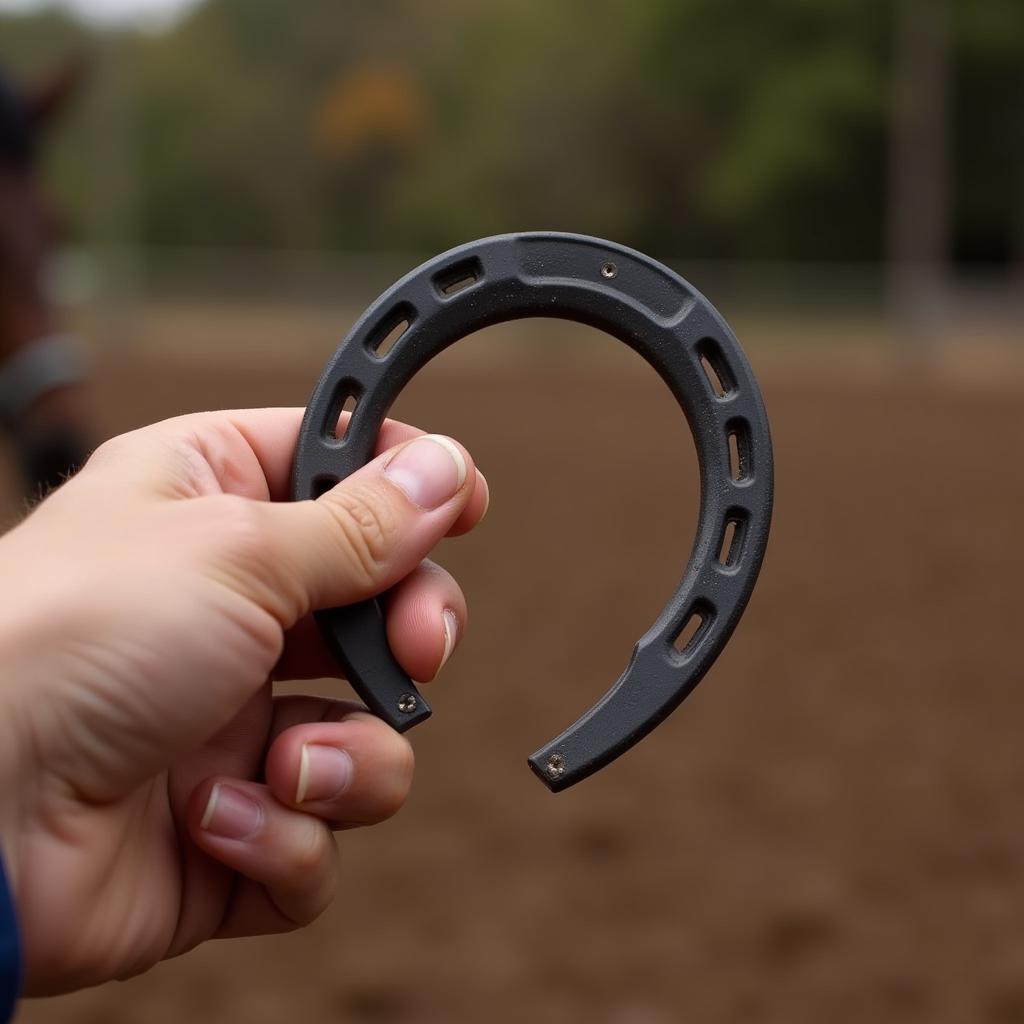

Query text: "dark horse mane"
[0, 71, 35, 168]
[0, 59, 85, 170]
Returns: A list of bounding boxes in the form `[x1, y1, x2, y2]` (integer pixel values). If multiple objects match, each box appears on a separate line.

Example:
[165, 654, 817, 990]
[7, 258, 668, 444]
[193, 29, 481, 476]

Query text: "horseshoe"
[292, 232, 773, 791]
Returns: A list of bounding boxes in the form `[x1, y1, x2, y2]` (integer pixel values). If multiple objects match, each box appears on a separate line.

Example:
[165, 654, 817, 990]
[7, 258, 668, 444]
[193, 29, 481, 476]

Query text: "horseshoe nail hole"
[329, 387, 361, 440]
[728, 433, 740, 479]
[717, 512, 748, 568]
[312, 475, 339, 498]
[697, 338, 735, 398]
[600, 261, 618, 279]
[434, 257, 483, 298]
[719, 520, 739, 565]
[373, 318, 409, 357]
[440, 272, 476, 296]
[368, 303, 415, 358]
[727, 420, 752, 482]
[670, 603, 713, 657]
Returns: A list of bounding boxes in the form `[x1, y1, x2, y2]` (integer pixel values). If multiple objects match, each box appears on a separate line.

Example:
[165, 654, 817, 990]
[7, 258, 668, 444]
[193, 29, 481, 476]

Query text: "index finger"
[225, 407, 420, 498]
[90, 408, 489, 533]
[227, 408, 488, 536]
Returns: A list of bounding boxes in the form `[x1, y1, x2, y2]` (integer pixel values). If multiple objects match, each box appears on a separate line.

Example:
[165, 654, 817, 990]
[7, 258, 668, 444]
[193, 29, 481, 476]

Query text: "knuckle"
[320, 484, 397, 589]
[83, 432, 140, 475]
[87, 434, 121, 464]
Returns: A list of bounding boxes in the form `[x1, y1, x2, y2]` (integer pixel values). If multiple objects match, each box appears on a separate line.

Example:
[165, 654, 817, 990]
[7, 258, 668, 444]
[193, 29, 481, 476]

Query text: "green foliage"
[0, 0, 1020, 260]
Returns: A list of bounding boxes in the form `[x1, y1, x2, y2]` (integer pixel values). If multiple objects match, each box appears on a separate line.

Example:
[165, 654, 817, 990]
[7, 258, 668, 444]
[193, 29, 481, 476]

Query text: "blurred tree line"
[0, 0, 1021, 263]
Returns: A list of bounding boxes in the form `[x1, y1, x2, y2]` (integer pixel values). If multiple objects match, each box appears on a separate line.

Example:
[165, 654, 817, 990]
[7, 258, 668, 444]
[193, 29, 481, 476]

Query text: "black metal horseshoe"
[291, 232, 773, 791]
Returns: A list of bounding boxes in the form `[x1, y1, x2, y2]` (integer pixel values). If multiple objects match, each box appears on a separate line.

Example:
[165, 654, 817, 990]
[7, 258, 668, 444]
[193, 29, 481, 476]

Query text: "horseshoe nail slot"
[670, 602, 715, 660]
[434, 257, 483, 298]
[367, 303, 415, 359]
[324, 380, 362, 442]
[717, 511, 749, 569]
[727, 419, 752, 482]
[697, 337, 736, 399]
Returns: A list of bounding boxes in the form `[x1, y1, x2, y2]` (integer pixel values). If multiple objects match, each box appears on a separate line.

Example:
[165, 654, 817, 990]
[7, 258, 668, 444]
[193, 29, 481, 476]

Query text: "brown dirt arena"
[14, 309, 1024, 1023]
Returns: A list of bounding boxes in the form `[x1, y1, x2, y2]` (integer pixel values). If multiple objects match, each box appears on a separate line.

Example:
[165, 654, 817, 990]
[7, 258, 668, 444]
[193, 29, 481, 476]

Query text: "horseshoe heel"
[292, 233, 773, 791]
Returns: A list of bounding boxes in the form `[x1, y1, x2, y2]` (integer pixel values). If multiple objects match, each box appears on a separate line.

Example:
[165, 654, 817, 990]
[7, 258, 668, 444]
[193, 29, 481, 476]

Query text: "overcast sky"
[0, 0, 198, 28]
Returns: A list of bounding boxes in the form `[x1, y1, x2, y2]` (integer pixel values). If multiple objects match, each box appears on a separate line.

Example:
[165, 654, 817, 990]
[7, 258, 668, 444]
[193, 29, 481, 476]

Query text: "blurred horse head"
[0, 58, 85, 168]
[0, 59, 86, 355]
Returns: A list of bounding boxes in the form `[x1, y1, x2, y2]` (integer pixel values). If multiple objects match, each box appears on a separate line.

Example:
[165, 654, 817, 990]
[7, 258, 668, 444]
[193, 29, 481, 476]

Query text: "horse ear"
[25, 55, 89, 131]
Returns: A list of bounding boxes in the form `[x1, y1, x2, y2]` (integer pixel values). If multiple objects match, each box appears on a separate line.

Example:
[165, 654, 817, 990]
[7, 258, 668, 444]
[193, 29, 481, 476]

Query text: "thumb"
[252, 433, 477, 622]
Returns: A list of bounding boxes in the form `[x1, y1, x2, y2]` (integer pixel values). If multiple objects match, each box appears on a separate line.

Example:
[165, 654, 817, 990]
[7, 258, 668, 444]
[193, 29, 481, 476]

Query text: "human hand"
[0, 407, 487, 994]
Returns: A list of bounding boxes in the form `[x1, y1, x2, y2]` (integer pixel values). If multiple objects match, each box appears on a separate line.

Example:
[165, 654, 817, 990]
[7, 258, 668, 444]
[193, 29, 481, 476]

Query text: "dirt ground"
[13, 312, 1024, 1023]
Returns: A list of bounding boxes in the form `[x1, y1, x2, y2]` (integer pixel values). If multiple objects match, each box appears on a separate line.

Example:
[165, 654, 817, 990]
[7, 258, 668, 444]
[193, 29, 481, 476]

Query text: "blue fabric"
[0, 852, 19, 1023]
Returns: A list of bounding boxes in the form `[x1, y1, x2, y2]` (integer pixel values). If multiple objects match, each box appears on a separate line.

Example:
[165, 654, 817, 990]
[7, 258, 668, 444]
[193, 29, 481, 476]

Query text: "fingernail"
[437, 608, 459, 676]
[296, 744, 354, 804]
[477, 471, 490, 520]
[384, 434, 467, 510]
[200, 784, 263, 840]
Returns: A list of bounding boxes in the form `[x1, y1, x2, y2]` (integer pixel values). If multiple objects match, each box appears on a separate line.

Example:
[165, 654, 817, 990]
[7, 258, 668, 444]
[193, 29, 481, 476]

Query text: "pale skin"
[0, 407, 488, 995]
